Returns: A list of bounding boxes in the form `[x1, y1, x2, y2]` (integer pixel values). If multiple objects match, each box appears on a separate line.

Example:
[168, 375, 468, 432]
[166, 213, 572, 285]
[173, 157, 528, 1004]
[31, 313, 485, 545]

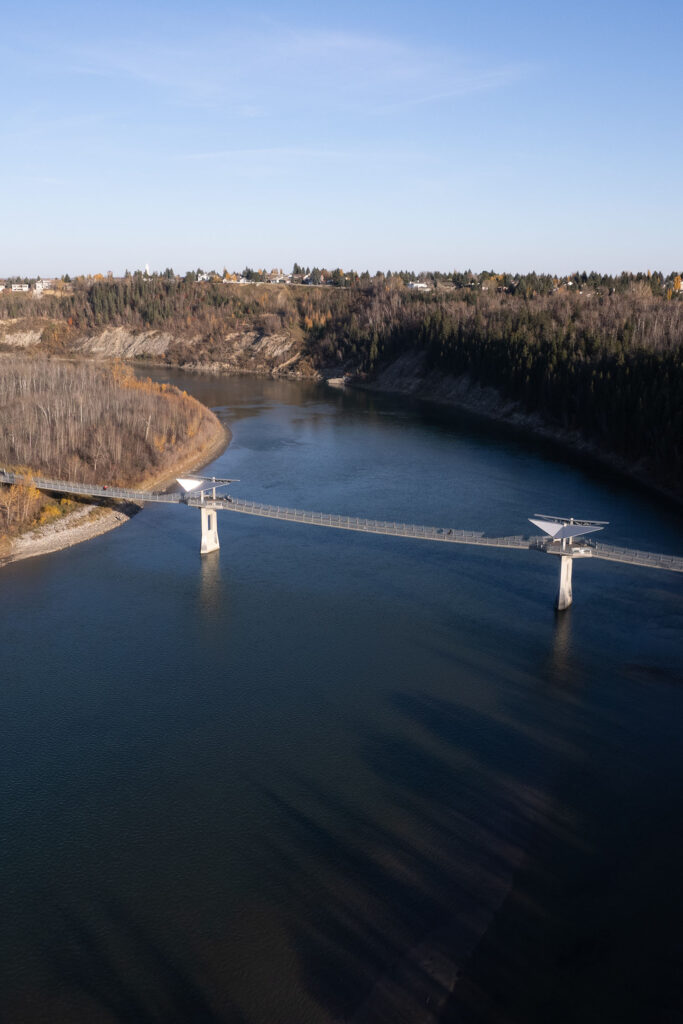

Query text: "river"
[1, 372, 682, 1023]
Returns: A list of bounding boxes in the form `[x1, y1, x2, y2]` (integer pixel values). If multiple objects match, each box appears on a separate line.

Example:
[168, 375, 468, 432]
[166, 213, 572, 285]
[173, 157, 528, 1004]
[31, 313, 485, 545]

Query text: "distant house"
[11, 283, 29, 292]
[407, 281, 430, 291]
[34, 279, 52, 293]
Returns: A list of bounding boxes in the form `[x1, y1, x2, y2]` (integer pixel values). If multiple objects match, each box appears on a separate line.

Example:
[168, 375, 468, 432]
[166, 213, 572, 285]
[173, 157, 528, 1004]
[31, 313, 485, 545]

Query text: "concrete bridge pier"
[200, 506, 220, 554]
[557, 554, 573, 610]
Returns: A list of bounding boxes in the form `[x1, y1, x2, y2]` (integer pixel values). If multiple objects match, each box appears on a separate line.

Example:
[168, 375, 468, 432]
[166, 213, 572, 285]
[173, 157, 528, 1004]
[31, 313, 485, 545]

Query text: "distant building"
[407, 281, 430, 291]
[11, 283, 29, 292]
[34, 279, 52, 293]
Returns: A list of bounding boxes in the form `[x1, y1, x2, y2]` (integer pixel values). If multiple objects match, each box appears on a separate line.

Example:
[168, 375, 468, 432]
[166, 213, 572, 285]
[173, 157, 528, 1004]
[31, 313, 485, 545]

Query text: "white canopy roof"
[529, 517, 605, 540]
[177, 477, 205, 492]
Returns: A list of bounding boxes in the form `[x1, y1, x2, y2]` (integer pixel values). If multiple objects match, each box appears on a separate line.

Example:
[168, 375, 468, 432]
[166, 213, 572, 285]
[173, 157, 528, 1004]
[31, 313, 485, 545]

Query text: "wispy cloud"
[367, 62, 533, 114]
[264, 25, 533, 111]
[26, 175, 68, 186]
[1, 111, 106, 147]
[65, 43, 224, 103]
[282, 27, 405, 58]
[24, 23, 533, 116]
[181, 146, 351, 162]
[178, 144, 438, 169]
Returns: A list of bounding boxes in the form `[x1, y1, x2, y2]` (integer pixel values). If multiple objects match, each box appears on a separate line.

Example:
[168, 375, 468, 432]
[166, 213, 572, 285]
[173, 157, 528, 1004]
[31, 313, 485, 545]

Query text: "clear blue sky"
[2, 0, 681, 277]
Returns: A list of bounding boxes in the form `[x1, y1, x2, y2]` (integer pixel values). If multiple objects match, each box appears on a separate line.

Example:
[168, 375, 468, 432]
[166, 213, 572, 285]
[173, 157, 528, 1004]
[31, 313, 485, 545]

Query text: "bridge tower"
[200, 506, 220, 554]
[177, 475, 238, 555]
[529, 515, 608, 610]
[556, 554, 573, 610]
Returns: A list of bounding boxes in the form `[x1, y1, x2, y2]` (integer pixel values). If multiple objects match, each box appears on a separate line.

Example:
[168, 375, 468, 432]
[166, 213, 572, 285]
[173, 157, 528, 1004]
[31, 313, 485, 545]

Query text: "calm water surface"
[1, 373, 682, 1023]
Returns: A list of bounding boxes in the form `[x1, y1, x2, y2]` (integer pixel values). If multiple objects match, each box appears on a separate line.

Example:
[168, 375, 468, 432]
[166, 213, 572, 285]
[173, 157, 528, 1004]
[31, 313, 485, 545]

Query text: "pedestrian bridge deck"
[2, 470, 681, 573]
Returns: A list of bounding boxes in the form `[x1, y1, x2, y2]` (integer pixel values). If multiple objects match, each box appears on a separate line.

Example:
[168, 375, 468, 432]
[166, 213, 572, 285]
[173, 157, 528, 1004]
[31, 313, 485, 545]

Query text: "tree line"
[1, 274, 682, 494]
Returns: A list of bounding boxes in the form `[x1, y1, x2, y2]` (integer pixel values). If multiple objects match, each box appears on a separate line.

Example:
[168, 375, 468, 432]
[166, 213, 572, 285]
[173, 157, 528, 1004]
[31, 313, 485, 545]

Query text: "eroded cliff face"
[163, 328, 316, 377]
[72, 327, 176, 358]
[0, 320, 45, 348]
[0, 318, 318, 378]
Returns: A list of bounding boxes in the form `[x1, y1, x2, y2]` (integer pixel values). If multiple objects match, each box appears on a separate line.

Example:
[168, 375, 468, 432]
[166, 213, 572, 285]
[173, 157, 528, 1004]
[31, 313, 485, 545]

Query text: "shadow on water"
[20, 659, 676, 1024]
[243, 670, 595, 1023]
[438, 694, 683, 1020]
[40, 899, 246, 1023]
[441, 789, 683, 1024]
[239, 619, 683, 1024]
[3, 373, 682, 1024]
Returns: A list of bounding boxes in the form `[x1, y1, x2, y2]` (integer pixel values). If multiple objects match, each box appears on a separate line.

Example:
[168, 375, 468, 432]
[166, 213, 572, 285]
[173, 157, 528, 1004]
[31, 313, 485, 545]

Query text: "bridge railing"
[592, 542, 683, 571]
[0, 469, 180, 504]
[4, 469, 681, 571]
[209, 497, 531, 548]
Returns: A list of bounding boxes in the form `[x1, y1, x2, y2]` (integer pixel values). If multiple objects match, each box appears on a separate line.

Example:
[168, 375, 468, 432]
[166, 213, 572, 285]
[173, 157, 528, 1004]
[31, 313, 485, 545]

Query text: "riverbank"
[1, 418, 230, 567]
[342, 352, 683, 511]
[133, 353, 683, 508]
[136, 354, 683, 510]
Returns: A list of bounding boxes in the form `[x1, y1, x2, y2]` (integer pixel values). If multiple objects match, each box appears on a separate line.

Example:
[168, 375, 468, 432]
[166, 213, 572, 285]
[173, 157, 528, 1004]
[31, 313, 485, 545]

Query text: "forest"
[0, 356, 221, 537]
[1, 271, 682, 496]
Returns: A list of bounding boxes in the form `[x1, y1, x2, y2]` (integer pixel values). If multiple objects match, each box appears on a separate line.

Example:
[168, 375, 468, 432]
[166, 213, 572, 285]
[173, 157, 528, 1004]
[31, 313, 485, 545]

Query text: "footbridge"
[2, 470, 681, 609]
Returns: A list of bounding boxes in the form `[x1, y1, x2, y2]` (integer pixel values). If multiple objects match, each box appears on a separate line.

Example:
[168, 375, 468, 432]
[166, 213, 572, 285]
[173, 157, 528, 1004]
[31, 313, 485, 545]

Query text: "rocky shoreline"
[5, 501, 141, 565]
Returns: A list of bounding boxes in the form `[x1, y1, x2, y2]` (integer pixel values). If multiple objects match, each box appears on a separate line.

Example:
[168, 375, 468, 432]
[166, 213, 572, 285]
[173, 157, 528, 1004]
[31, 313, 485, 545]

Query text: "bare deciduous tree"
[0, 356, 221, 536]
